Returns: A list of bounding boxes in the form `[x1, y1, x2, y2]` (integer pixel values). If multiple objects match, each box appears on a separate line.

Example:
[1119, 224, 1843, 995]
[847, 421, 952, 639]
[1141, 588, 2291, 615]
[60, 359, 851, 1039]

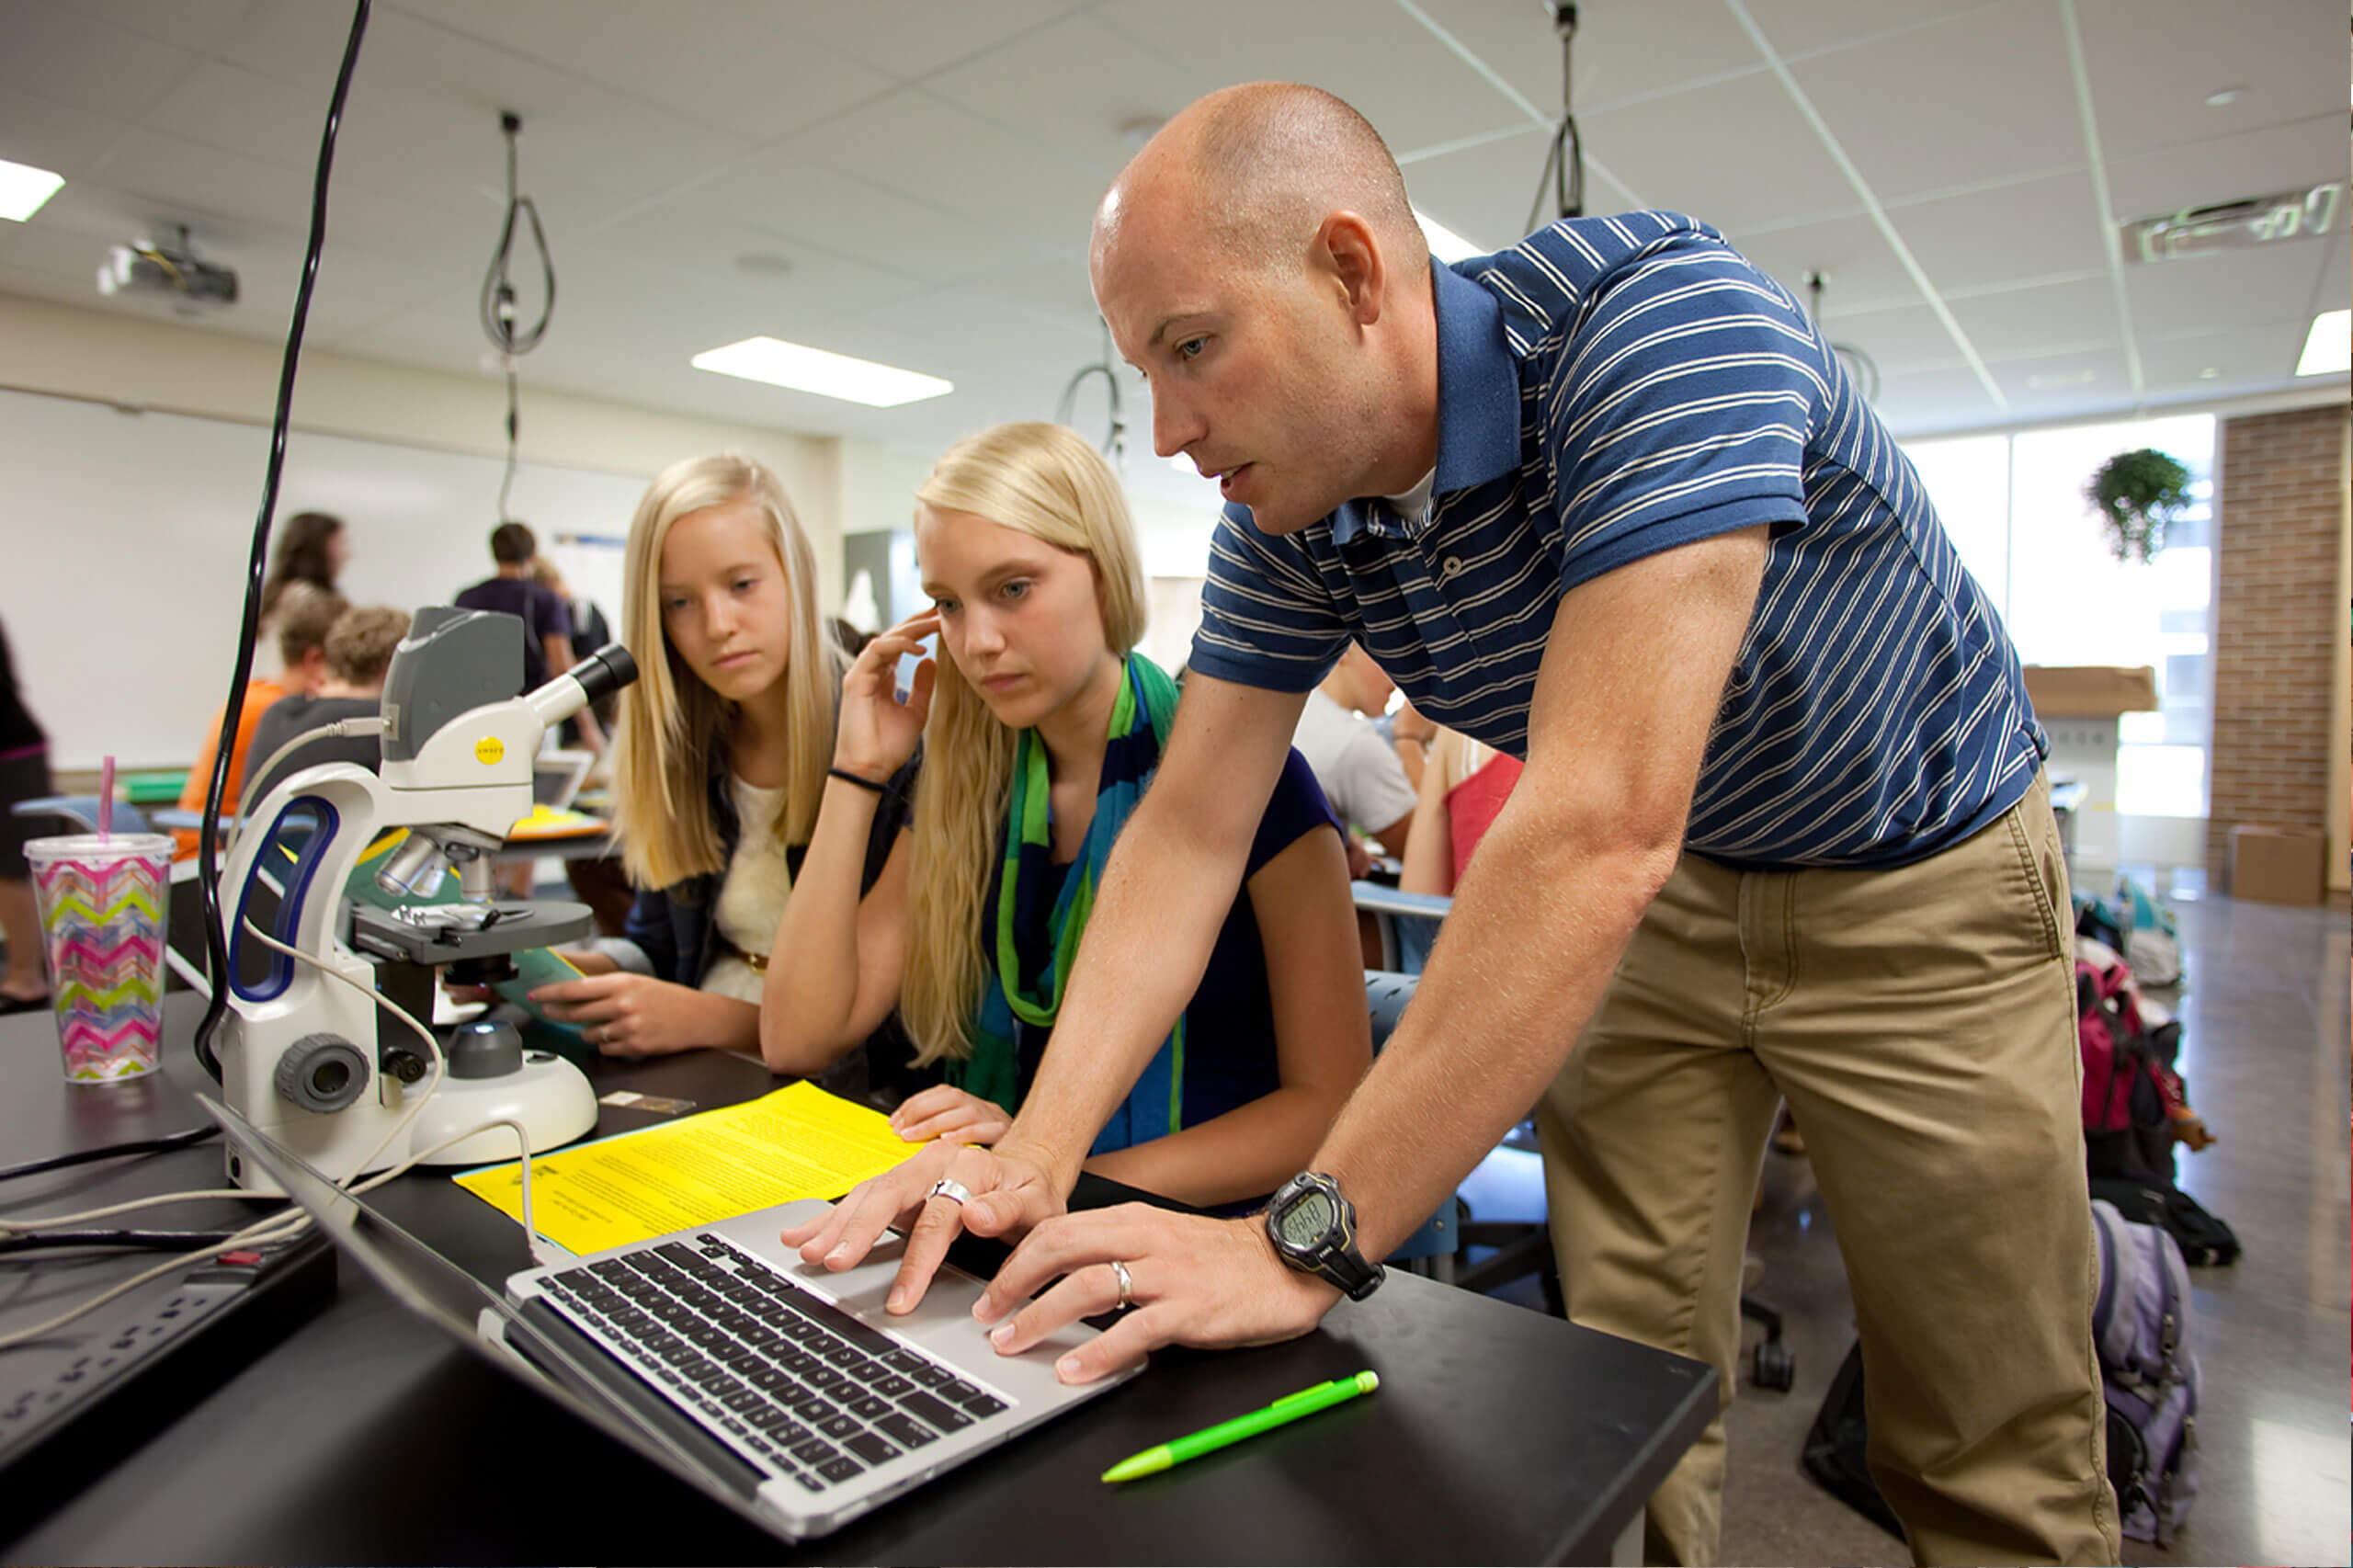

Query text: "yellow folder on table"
[453, 1081, 926, 1257]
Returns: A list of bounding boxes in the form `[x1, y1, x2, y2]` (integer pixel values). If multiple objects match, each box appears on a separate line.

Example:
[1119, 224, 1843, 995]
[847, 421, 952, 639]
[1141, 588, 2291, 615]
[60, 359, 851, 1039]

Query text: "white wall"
[0, 292, 841, 771]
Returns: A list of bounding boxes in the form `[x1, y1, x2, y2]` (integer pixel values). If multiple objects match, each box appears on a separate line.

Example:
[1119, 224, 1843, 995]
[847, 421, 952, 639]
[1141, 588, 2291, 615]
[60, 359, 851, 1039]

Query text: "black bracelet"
[828, 767, 891, 795]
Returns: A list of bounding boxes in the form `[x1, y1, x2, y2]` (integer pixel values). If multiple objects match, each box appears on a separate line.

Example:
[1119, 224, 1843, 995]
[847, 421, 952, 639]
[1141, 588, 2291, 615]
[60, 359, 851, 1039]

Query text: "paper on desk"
[451, 1081, 923, 1256]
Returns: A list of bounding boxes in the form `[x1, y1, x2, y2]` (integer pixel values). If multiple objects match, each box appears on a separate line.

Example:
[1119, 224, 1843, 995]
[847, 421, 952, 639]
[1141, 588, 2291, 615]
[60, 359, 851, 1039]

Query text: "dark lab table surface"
[1, 995, 1713, 1564]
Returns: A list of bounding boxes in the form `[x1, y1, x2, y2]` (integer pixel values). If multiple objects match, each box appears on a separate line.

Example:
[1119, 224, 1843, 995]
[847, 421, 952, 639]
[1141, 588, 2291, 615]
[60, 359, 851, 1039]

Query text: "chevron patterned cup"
[24, 833, 174, 1084]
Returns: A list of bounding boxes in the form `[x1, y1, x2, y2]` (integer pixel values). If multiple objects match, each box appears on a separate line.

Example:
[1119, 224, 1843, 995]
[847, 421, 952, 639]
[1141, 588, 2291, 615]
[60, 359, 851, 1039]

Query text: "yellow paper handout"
[453, 1081, 924, 1256]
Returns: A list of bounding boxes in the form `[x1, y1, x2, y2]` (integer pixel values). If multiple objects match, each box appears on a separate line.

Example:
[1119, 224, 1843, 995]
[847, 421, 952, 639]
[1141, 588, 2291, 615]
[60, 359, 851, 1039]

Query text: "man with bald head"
[793, 83, 2114, 1565]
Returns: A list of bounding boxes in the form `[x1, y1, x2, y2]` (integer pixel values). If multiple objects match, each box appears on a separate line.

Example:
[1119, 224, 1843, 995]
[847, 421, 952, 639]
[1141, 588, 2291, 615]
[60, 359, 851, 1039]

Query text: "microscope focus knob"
[275, 1032, 371, 1113]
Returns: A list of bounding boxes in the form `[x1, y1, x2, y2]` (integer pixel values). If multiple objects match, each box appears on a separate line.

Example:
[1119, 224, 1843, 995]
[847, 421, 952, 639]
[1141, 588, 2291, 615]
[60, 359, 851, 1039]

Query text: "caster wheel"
[1752, 1338, 1795, 1391]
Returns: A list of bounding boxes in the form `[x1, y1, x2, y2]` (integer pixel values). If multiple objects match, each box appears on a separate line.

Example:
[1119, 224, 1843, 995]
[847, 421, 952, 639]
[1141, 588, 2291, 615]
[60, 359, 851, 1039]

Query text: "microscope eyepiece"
[570, 643, 638, 705]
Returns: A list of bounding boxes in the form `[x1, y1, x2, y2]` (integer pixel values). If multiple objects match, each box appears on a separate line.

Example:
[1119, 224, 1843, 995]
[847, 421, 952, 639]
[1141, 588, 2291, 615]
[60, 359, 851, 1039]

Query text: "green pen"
[1100, 1369, 1381, 1483]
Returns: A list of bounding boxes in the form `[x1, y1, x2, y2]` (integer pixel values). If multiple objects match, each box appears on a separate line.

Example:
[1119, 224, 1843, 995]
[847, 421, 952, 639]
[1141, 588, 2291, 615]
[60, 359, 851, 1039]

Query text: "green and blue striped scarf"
[948, 653, 1183, 1153]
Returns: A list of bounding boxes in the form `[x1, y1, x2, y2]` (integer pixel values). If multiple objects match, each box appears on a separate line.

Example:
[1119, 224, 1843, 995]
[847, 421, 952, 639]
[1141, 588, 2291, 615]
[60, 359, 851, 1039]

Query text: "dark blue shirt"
[999, 748, 1340, 1130]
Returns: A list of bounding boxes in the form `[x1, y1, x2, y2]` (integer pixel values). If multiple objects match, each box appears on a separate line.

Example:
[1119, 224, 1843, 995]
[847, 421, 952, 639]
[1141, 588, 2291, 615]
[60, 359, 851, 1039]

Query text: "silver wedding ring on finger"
[928, 1177, 973, 1207]
[1109, 1258, 1135, 1311]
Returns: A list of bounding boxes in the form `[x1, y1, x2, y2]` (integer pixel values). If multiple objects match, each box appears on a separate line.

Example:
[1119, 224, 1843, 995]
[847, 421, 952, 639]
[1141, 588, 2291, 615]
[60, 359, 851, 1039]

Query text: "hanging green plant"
[2085, 448, 2193, 563]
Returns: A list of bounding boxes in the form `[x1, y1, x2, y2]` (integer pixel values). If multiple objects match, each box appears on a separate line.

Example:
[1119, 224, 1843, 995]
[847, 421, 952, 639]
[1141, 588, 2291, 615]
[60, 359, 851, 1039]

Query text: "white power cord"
[221, 715, 390, 860]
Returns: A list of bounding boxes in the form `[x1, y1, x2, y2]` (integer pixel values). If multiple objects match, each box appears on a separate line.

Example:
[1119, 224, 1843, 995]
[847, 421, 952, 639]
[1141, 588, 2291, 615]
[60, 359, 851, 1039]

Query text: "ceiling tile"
[0, 4, 200, 109]
[1790, 0, 2082, 203]
[1092, 0, 1527, 155]
[382, 0, 895, 142]
[2073, 0, 2350, 161]
[1984, 346, 2133, 416]
[63, 0, 256, 54]
[0, 89, 127, 176]
[1816, 300, 1970, 373]
[922, 11, 1219, 177]
[571, 212, 934, 339]
[1870, 363, 2006, 436]
[779, 87, 1108, 243]
[142, 58, 340, 175]
[1580, 70, 1860, 233]
[1739, 0, 2007, 62]
[1727, 213, 1920, 315]
[779, 0, 1092, 84]
[1409, 0, 1769, 124]
[2103, 111, 2349, 223]
[1886, 170, 2110, 294]
[1947, 274, 2120, 360]
[2124, 241, 2341, 337]
[629, 164, 1031, 289]
[2138, 318, 2310, 393]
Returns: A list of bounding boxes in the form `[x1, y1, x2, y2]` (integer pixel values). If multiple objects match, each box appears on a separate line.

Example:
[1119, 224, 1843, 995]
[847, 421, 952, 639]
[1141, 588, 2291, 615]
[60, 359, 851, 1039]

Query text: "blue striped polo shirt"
[1188, 210, 2046, 869]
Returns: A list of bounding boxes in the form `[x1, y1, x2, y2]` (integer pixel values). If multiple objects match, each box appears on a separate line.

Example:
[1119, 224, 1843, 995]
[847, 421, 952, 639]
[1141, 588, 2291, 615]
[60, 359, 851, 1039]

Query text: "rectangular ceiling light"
[691, 336, 952, 407]
[0, 158, 64, 222]
[1414, 208, 1484, 265]
[2295, 309, 2350, 376]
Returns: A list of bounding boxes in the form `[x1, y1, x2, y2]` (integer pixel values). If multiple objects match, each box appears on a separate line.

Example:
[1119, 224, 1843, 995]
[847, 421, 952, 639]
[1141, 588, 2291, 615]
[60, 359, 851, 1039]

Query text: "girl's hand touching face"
[834, 609, 938, 780]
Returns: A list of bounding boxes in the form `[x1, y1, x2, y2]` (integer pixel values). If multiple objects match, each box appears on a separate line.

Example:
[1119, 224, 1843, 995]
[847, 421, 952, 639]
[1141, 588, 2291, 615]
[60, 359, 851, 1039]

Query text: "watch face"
[1276, 1189, 1336, 1248]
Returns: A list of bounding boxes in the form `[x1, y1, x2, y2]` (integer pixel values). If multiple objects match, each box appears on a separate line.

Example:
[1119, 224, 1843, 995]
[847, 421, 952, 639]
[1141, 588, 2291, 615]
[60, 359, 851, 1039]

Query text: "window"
[1905, 415, 2216, 821]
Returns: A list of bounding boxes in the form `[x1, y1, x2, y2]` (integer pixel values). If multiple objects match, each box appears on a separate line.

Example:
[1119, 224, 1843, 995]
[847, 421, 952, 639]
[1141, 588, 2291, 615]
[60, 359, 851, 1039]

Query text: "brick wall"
[2208, 404, 2350, 893]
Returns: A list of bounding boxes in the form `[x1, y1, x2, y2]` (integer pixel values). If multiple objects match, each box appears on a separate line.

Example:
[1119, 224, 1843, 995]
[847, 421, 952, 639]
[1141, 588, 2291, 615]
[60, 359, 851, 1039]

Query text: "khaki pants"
[1540, 771, 2119, 1565]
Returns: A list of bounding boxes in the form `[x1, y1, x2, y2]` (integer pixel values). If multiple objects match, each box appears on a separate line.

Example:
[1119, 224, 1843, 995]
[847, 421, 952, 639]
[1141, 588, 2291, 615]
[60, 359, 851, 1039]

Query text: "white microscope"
[212, 605, 636, 1192]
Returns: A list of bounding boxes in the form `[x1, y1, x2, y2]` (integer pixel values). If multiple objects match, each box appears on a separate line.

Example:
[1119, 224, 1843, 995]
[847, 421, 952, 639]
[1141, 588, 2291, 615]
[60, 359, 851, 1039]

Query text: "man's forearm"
[1316, 806, 1676, 1257]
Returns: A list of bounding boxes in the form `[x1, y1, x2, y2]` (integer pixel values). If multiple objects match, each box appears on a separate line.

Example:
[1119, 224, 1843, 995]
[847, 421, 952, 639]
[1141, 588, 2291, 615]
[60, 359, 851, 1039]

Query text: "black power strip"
[0, 1228, 335, 1539]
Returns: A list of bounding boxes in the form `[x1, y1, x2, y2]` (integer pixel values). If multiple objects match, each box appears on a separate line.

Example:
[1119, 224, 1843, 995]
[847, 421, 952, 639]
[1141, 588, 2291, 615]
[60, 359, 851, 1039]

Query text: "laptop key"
[791, 1470, 826, 1493]
[820, 1413, 861, 1438]
[845, 1431, 900, 1466]
[819, 1454, 867, 1483]
[871, 1373, 915, 1398]
[790, 1437, 837, 1465]
[905, 1361, 952, 1388]
[847, 1393, 892, 1420]
[804, 1365, 847, 1391]
[898, 1390, 975, 1432]
[876, 1412, 940, 1449]
[940, 1379, 982, 1402]
[961, 1392, 1007, 1417]
[880, 1349, 927, 1375]
[824, 1343, 869, 1369]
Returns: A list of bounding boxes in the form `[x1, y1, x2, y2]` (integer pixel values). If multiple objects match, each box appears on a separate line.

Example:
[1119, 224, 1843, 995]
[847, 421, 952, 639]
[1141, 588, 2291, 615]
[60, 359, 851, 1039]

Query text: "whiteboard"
[0, 386, 651, 771]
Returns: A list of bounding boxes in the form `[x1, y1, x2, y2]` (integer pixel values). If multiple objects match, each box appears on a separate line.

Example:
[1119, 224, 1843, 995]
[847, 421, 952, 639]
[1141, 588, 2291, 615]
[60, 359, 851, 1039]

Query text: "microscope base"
[404, 1052, 599, 1166]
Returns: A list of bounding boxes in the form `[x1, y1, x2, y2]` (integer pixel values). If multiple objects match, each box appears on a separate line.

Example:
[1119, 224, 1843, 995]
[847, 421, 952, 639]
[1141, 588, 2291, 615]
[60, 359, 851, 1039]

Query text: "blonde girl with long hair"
[763, 422, 1368, 1208]
[523, 452, 915, 1057]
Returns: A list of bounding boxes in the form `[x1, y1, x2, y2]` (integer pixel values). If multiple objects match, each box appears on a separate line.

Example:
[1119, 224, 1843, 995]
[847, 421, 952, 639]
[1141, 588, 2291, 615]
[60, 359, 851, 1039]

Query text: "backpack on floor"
[2089, 1174, 2241, 1267]
[2077, 954, 2194, 1184]
[2109, 877, 2183, 987]
[2091, 1198, 2201, 1544]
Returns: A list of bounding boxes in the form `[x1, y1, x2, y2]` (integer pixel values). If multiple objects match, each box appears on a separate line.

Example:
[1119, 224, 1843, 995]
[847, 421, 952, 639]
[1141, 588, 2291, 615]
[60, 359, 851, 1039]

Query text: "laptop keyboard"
[535, 1231, 1011, 1492]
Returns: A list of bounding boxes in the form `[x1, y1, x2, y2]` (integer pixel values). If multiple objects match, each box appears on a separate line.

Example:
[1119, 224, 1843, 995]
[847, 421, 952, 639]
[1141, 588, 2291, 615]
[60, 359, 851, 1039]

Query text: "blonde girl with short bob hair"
[763, 422, 1368, 1209]
[521, 451, 917, 1061]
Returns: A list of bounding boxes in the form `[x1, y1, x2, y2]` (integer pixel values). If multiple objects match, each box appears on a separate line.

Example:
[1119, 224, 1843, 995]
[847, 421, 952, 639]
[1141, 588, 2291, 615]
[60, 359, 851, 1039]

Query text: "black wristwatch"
[1265, 1170, 1385, 1301]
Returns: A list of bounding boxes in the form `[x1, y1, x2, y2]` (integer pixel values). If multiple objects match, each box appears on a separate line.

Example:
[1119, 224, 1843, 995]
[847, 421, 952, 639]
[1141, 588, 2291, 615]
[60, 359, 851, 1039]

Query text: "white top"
[1384, 466, 1437, 524]
[701, 775, 793, 1006]
[1290, 687, 1418, 838]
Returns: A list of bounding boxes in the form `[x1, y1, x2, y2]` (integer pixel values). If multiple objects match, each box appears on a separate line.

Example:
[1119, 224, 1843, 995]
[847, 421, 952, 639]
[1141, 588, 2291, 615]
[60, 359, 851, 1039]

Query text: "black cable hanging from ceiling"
[1522, 3, 1586, 236]
[1056, 316, 1128, 471]
[1806, 272, 1882, 406]
[481, 110, 556, 524]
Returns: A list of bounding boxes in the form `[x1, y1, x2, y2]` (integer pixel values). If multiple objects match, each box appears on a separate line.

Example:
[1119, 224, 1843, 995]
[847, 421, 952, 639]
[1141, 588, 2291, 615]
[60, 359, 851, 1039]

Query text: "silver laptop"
[203, 1094, 1138, 1541]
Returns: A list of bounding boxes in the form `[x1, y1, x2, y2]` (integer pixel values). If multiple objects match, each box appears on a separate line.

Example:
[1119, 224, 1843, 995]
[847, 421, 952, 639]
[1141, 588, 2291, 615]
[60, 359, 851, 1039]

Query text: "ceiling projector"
[97, 225, 238, 313]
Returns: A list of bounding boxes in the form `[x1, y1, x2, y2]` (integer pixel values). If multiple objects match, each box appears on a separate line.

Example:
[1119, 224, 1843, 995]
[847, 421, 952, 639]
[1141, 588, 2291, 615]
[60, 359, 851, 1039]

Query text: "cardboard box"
[2021, 665, 2160, 717]
[2228, 824, 2327, 904]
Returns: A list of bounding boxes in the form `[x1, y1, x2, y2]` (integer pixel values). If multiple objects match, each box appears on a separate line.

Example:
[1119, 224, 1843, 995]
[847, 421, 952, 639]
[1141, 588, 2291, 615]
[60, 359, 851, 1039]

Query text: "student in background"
[519, 454, 913, 1082]
[764, 422, 1369, 1210]
[1289, 640, 1416, 878]
[173, 582, 347, 858]
[259, 511, 347, 624]
[0, 617, 51, 1012]
[529, 555, 618, 748]
[244, 606, 410, 801]
[455, 521, 604, 754]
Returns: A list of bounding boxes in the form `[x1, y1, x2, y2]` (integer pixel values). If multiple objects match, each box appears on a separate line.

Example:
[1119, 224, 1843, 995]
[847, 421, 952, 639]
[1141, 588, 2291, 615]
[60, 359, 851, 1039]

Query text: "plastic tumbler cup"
[23, 832, 174, 1083]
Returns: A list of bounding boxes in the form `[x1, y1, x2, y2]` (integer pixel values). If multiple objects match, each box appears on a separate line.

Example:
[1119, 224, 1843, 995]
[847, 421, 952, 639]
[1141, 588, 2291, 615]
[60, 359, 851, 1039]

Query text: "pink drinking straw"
[97, 755, 115, 840]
